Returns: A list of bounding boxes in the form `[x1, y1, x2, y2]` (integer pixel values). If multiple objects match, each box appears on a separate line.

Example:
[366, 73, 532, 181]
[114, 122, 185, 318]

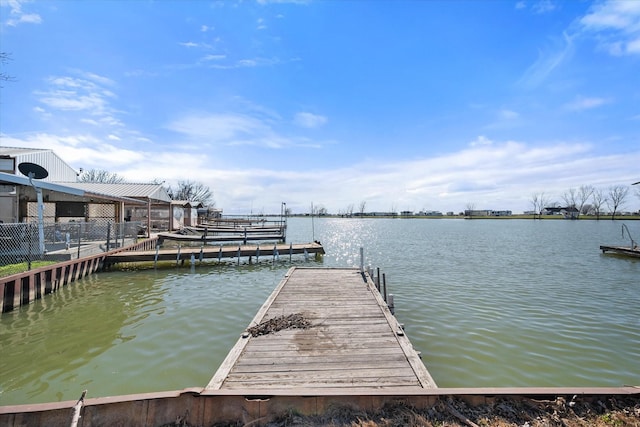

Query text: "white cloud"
[532, 0, 556, 15]
[166, 112, 316, 149]
[34, 72, 122, 127]
[3, 130, 638, 214]
[293, 112, 327, 128]
[518, 32, 574, 88]
[564, 96, 610, 111]
[579, 0, 640, 56]
[469, 135, 493, 147]
[499, 109, 520, 120]
[201, 54, 226, 62]
[2, 0, 42, 26]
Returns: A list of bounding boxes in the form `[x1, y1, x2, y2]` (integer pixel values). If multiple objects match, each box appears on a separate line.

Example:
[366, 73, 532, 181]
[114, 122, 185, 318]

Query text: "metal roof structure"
[0, 147, 49, 156]
[59, 182, 172, 203]
[0, 172, 145, 204]
[0, 146, 79, 182]
[171, 200, 204, 208]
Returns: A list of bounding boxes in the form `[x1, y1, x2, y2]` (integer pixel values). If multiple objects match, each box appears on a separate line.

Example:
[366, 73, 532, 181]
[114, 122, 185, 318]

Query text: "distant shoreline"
[284, 214, 640, 220]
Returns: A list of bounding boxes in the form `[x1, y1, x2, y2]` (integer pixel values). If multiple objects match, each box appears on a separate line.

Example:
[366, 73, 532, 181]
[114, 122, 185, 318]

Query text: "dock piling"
[383, 273, 387, 302]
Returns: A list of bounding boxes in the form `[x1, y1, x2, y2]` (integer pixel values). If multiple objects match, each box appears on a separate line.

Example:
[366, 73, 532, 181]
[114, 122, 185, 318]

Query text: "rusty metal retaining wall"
[0, 237, 159, 313]
[1, 387, 638, 427]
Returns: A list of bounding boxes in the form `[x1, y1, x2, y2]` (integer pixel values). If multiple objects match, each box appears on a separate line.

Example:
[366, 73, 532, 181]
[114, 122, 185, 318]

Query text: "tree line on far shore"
[530, 184, 639, 220]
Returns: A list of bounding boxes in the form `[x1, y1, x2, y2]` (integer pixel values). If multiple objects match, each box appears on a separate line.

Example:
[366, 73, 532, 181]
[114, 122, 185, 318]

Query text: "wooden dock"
[600, 245, 640, 258]
[105, 242, 324, 265]
[207, 267, 437, 391]
[157, 224, 286, 244]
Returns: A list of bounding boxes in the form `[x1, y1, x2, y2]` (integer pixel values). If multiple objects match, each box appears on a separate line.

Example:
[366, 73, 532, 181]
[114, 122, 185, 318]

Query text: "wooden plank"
[207, 267, 437, 391]
[206, 267, 296, 390]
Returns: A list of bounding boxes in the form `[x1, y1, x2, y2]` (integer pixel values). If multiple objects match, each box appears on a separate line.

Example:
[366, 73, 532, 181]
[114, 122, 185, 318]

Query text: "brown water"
[1, 218, 639, 405]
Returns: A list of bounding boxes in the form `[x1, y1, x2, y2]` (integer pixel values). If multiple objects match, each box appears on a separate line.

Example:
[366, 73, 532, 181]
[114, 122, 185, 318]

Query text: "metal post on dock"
[154, 245, 159, 268]
[388, 293, 395, 314]
[218, 245, 222, 262]
[376, 267, 381, 292]
[176, 245, 181, 266]
[237, 246, 241, 265]
[359, 247, 364, 273]
[256, 244, 260, 263]
[289, 243, 293, 262]
[383, 273, 387, 302]
[199, 245, 204, 262]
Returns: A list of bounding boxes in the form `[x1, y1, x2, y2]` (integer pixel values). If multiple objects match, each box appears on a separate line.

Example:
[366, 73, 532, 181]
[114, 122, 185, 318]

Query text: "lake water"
[1, 217, 638, 405]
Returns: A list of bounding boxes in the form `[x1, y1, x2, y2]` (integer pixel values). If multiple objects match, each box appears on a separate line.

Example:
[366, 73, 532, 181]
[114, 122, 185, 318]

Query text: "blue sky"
[1, 0, 639, 214]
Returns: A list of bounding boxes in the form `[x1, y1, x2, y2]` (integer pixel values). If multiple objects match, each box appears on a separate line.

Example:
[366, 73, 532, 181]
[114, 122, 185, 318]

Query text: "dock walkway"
[105, 242, 324, 265]
[207, 267, 436, 391]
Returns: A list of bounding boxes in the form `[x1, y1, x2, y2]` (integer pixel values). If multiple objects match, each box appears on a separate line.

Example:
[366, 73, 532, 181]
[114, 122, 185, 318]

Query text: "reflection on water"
[1, 218, 639, 405]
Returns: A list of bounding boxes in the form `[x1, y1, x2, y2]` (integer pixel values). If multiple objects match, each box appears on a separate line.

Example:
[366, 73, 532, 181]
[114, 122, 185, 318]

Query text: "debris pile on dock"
[246, 313, 311, 337]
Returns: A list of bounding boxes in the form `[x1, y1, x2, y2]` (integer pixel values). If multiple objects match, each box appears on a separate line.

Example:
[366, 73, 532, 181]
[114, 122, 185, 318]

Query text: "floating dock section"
[207, 267, 437, 391]
[104, 242, 324, 266]
[600, 245, 640, 258]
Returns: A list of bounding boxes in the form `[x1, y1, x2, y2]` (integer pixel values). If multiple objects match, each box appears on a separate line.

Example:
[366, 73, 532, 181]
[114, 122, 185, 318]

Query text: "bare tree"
[577, 185, 594, 217]
[561, 188, 577, 209]
[530, 193, 549, 219]
[167, 180, 214, 206]
[359, 200, 367, 215]
[607, 185, 629, 220]
[591, 188, 607, 220]
[530, 193, 540, 219]
[1, 52, 15, 87]
[562, 185, 594, 219]
[79, 169, 126, 183]
[465, 202, 476, 218]
[345, 204, 354, 217]
[538, 193, 552, 218]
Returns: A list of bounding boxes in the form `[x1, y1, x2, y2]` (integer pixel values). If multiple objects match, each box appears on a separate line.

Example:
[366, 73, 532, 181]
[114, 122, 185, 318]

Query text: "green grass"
[0, 260, 59, 278]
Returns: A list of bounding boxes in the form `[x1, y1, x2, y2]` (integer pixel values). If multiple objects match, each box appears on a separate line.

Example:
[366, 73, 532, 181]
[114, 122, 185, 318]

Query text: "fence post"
[77, 224, 81, 259]
[106, 222, 112, 252]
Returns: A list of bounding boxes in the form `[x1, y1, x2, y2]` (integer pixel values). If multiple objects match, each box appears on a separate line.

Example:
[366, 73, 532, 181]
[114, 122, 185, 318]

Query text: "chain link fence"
[0, 221, 144, 271]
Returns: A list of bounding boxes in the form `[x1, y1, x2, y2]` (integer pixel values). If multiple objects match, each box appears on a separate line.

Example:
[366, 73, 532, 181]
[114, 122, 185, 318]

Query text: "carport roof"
[0, 172, 145, 204]
[58, 182, 172, 203]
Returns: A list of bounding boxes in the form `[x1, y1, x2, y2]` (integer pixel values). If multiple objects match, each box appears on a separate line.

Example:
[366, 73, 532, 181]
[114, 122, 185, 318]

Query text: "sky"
[1, 0, 639, 215]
